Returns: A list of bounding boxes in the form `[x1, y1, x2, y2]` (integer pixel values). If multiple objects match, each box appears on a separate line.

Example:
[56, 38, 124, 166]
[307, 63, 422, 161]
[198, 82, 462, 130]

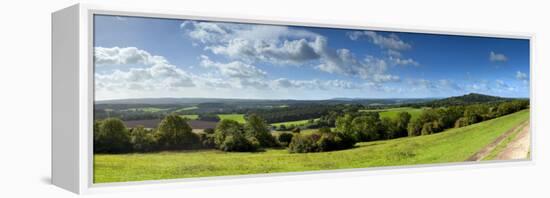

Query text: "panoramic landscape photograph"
[92, 15, 530, 183]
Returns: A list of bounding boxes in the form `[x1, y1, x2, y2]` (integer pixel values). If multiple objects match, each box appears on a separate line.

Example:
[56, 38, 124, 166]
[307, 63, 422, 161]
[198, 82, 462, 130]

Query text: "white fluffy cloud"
[181, 21, 401, 83]
[199, 55, 266, 79]
[389, 56, 419, 66]
[94, 47, 195, 93]
[516, 70, 528, 80]
[181, 21, 320, 65]
[271, 78, 363, 90]
[348, 31, 419, 66]
[314, 39, 400, 82]
[348, 31, 411, 51]
[95, 47, 168, 66]
[490, 51, 508, 62]
[407, 79, 463, 93]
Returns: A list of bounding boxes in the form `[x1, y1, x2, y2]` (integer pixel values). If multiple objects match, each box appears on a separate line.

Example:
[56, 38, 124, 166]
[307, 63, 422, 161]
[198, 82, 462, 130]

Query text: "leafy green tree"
[395, 112, 411, 138]
[245, 114, 276, 147]
[421, 122, 434, 135]
[351, 113, 382, 141]
[214, 119, 243, 146]
[156, 114, 198, 150]
[335, 114, 354, 136]
[129, 126, 156, 152]
[277, 133, 294, 146]
[94, 118, 131, 153]
[381, 117, 397, 139]
[407, 119, 423, 137]
[203, 128, 215, 134]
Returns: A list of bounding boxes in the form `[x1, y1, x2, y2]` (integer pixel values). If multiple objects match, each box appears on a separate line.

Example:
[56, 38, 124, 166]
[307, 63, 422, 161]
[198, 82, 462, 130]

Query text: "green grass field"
[270, 118, 319, 127]
[179, 114, 199, 120]
[218, 114, 246, 123]
[362, 107, 424, 121]
[94, 110, 529, 183]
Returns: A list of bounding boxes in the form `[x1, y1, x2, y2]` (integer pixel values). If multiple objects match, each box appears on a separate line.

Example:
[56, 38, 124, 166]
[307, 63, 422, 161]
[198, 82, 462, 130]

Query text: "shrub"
[277, 133, 294, 146]
[203, 128, 215, 134]
[292, 127, 301, 133]
[288, 134, 318, 153]
[94, 118, 132, 153]
[454, 117, 469, 128]
[198, 133, 216, 148]
[318, 127, 332, 134]
[288, 132, 355, 153]
[218, 135, 259, 152]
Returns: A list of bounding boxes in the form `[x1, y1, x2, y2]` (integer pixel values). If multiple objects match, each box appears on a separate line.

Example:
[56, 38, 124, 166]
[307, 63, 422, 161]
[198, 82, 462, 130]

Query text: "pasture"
[362, 107, 424, 121]
[218, 114, 246, 123]
[270, 118, 318, 127]
[94, 109, 529, 183]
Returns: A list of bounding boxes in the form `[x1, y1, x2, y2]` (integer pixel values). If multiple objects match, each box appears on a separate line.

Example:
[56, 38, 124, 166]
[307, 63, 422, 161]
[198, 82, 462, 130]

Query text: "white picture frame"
[52, 3, 534, 194]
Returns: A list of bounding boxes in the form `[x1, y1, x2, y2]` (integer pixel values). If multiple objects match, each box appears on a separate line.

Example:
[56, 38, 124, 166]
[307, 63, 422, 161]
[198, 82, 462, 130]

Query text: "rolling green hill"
[94, 109, 529, 183]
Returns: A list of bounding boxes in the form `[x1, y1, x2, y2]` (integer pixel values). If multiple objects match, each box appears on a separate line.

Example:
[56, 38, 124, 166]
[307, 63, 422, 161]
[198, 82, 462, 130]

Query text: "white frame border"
[62, 3, 535, 194]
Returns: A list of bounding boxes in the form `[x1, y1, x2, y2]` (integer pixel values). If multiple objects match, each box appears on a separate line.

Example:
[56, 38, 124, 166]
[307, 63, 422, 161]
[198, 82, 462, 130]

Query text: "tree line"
[94, 114, 279, 153]
[95, 99, 528, 154]
[287, 99, 528, 153]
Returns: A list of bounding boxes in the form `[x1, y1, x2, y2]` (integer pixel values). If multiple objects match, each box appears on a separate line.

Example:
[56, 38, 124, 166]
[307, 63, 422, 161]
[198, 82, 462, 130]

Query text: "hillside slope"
[94, 110, 529, 183]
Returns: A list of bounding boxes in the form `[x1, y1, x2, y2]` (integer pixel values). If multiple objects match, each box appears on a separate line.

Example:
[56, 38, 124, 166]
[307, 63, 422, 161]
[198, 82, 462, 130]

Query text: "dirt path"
[495, 123, 531, 160]
[466, 121, 529, 161]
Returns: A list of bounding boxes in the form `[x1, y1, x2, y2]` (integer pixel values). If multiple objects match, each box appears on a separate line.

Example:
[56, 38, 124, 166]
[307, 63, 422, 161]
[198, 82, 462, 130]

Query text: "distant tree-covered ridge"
[415, 93, 514, 107]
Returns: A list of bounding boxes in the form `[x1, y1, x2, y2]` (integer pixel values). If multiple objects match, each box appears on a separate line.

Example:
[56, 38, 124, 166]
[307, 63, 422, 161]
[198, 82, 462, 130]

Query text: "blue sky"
[93, 15, 530, 100]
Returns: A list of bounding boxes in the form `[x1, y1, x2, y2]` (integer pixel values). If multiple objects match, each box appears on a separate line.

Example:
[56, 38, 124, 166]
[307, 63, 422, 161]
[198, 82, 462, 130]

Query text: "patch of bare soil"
[465, 121, 529, 161]
[495, 123, 530, 160]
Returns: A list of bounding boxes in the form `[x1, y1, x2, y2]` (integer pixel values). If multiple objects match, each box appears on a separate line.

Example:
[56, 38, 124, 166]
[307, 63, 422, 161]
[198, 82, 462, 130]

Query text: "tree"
[203, 128, 215, 134]
[278, 133, 294, 146]
[407, 119, 423, 137]
[129, 126, 156, 152]
[394, 112, 411, 138]
[351, 113, 382, 141]
[335, 114, 354, 136]
[421, 122, 434, 135]
[156, 114, 199, 150]
[245, 114, 277, 147]
[94, 118, 131, 153]
[214, 119, 259, 152]
[214, 119, 243, 146]
[381, 117, 397, 139]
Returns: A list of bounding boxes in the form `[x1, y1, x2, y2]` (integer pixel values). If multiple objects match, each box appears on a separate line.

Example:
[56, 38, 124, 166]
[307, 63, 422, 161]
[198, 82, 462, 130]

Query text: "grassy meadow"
[270, 118, 319, 127]
[218, 114, 246, 123]
[360, 107, 425, 121]
[94, 109, 529, 183]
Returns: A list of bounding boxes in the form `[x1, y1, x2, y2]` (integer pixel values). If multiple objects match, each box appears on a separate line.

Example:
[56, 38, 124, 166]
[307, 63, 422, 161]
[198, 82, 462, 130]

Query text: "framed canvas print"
[52, 4, 533, 194]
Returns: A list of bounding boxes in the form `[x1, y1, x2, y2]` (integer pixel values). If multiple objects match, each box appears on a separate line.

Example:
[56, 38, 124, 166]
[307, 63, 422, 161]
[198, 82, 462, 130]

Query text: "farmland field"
[218, 114, 246, 123]
[270, 118, 319, 127]
[362, 107, 424, 121]
[94, 109, 529, 183]
[179, 114, 199, 120]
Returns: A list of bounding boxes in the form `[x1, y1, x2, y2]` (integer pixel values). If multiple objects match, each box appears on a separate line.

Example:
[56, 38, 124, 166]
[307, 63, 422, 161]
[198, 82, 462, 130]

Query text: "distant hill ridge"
[425, 93, 510, 106]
